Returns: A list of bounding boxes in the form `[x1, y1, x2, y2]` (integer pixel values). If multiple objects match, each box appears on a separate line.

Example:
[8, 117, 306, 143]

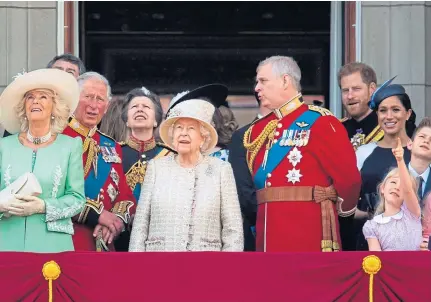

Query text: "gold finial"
[42, 261, 61, 302]
[362, 255, 382, 302]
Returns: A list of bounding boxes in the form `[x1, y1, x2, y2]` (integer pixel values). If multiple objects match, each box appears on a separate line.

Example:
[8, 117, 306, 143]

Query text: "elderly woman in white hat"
[129, 97, 244, 252]
[0, 69, 86, 252]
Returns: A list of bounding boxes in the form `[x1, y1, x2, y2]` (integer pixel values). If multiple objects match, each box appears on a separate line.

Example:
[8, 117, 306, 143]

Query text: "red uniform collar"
[68, 116, 98, 138]
[126, 135, 156, 153]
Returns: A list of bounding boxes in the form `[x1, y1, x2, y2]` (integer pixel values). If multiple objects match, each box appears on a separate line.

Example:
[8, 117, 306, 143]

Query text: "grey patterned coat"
[129, 154, 244, 252]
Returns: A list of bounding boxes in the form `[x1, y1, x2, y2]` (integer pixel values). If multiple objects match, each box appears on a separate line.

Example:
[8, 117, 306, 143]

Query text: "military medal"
[280, 130, 288, 146]
[287, 147, 302, 167]
[351, 129, 365, 150]
[302, 130, 310, 146]
[107, 183, 118, 203]
[101, 146, 122, 163]
[110, 168, 120, 186]
[286, 130, 294, 146]
[286, 168, 303, 184]
[293, 130, 300, 146]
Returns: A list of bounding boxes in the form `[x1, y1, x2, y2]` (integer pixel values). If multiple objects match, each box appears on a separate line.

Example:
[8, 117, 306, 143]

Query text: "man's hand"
[97, 210, 124, 238]
[93, 224, 114, 244]
[392, 137, 404, 162]
[420, 239, 429, 251]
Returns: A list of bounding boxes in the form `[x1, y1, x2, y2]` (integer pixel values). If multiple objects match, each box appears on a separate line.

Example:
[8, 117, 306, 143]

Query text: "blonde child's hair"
[374, 167, 418, 216]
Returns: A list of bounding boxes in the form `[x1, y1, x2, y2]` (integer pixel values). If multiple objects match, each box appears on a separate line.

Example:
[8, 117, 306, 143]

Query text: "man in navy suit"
[407, 117, 431, 249]
[228, 92, 270, 251]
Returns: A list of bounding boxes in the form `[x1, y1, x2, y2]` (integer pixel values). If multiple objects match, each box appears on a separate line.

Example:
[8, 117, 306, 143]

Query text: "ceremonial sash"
[85, 135, 114, 200]
[365, 125, 384, 144]
[254, 110, 320, 190]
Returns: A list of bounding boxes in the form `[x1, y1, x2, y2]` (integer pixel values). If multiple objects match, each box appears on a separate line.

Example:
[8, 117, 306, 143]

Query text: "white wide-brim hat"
[159, 98, 218, 153]
[0, 68, 80, 134]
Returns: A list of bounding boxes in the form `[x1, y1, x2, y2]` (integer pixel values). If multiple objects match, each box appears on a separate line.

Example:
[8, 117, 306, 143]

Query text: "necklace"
[27, 130, 52, 145]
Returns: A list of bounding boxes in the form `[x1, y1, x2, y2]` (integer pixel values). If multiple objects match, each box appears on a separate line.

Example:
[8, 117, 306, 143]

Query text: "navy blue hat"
[166, 84, 228, 117]
[368, 76, 409, 110]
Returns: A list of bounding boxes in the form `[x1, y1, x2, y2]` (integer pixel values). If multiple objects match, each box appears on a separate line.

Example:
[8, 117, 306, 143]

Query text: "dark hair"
[337, 62, 377, 87]
[377, 93, 416, 138]
[411, 117, 431, 140]
[212, 105, 239, 148]
[46, 53, 86, 75]
[121, 87, 163, 129]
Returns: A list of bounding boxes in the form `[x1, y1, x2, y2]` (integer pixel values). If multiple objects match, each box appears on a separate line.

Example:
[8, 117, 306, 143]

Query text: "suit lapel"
[423, 170, 431, 199]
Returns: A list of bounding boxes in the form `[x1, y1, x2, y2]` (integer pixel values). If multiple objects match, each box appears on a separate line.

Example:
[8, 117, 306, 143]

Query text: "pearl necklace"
[26, 130, 52, 145]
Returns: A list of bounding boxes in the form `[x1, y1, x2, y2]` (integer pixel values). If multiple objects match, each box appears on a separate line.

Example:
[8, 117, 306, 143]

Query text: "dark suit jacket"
[421, 173, 431, 249]
[228, 123, 257, 251]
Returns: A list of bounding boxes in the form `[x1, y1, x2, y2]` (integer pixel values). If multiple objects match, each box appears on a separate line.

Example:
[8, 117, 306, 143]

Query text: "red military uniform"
[63, 117, 136, 251]
[245, 94, 361, 252]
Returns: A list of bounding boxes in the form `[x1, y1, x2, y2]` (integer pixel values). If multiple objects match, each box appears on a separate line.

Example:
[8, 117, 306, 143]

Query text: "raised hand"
[392, 137, 404, 162]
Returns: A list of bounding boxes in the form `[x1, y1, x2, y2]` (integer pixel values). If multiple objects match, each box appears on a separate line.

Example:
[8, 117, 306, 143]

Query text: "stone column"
[361, 1, 431, 122]
[0, 1, 57, 94]
[0, 1, 57, 135]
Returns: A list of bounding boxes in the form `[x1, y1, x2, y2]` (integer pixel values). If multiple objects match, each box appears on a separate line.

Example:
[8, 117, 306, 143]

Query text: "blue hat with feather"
[368, 76, 409, 110]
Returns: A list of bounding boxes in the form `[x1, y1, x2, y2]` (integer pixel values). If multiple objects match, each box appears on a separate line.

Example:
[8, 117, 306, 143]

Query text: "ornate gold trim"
[111, 200, 134, 224]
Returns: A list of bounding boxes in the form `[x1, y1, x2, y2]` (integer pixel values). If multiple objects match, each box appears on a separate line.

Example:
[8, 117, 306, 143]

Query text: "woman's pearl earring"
[154, 122, 158, 127]
[51, 115, 55, 120]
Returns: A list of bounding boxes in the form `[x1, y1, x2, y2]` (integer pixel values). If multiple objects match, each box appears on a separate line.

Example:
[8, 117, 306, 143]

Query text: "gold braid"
[243, 120, 278, 173]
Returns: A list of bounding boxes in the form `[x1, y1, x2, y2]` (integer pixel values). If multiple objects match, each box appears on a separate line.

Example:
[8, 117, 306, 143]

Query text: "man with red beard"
[338, 63, 382, 150]
[247, 56, 361, 252]
[63, 72, 136, 251]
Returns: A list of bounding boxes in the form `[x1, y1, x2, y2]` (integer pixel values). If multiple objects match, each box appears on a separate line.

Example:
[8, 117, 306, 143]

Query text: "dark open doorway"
[80, 1, 331, 122]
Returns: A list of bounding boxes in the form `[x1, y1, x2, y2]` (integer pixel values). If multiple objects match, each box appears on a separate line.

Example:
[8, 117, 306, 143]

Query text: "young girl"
[421, 193, 431, 251]
[363, 137, 422, 251]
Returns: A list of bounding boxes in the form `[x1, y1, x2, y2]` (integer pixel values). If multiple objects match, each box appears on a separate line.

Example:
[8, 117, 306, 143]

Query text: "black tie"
[417, 176, 424, 200]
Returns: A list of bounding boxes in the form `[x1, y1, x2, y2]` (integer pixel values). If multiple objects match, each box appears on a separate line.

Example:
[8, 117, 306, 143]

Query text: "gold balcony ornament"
[42, 261, 61, 302]
[362, 255, 382, 302]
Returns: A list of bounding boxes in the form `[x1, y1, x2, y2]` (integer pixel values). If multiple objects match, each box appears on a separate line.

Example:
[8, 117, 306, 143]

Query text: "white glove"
[0, 196, 24, 218]
[6, 194, 45, 217]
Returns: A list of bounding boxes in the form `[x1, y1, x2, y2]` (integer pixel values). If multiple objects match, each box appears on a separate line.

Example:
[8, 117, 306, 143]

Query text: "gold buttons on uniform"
[267, 173, 272, 178]
[141, 154, 146, 159]
[275, 131, 280, 136]
[100, 189, 104, 193]
[267, 182, 272, 187]
[277, 123, 282, 128]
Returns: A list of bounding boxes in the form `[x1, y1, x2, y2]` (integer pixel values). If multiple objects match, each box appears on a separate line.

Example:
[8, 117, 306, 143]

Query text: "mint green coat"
[0, 134, 86, 252]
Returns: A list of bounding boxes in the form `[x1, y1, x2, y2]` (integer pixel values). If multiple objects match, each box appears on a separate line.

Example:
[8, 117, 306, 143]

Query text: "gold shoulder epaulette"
[339, 117, 349, 123]
[157, 142, 176, 153]
[118, 141, 127, 146]
[308, 105, 334, 116]
[96, 129, 117, 143]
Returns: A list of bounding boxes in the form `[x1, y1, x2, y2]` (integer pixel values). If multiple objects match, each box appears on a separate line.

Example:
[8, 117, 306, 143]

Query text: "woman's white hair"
[257, 56, 302, 91]
[77, 71, 112, 101]
[15, 88, 70, 134]
[168, 119, 212, 153]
